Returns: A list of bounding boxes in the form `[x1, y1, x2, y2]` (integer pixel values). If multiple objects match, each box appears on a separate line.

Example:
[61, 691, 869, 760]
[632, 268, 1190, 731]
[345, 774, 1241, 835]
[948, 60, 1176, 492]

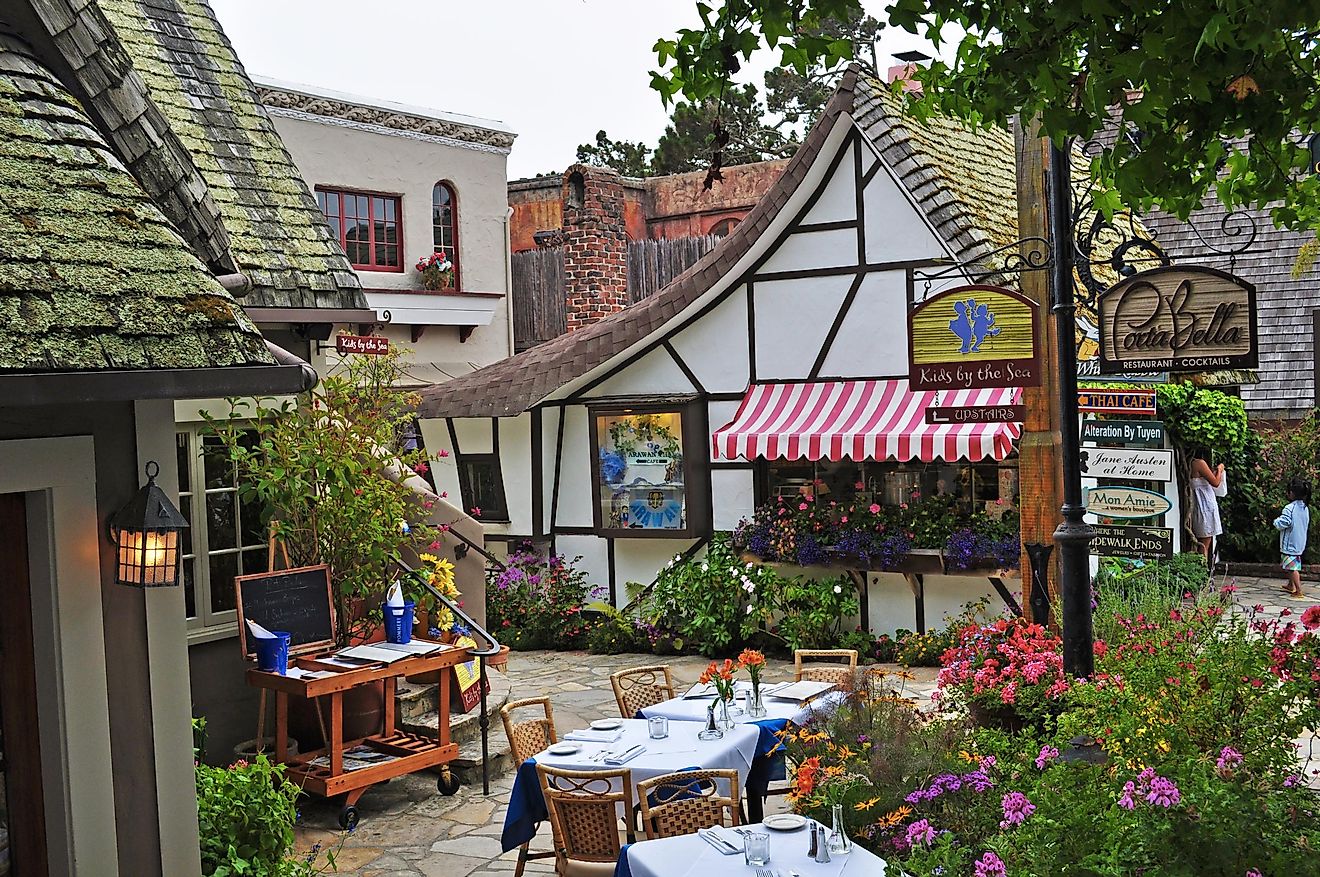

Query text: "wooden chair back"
[536, 764, 636, 869]
[794, 648, 859, 688]
[609, 665, 676, 718]
[636, 769, 741, 840]
[501, 696, 557, 764]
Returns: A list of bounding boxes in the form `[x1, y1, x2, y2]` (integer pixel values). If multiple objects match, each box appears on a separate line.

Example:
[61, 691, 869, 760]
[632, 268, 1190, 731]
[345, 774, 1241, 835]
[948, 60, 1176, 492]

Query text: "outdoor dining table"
[500, 718, 761, 853]
[614, 820, 889, 877]
[638, 682, 845, 823]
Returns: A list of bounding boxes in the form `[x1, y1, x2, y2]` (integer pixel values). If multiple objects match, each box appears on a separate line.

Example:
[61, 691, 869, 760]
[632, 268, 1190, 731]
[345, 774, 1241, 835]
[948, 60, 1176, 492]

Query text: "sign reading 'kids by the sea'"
[909, 285, 1042, 390]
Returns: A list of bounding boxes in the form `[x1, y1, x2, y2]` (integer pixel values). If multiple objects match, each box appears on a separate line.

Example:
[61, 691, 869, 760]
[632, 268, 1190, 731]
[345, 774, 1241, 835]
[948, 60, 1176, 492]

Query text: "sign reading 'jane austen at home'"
[909, 285, 1042, 390]
[1097, 266, 1258, 374]
[1079, 446, 1174, 482]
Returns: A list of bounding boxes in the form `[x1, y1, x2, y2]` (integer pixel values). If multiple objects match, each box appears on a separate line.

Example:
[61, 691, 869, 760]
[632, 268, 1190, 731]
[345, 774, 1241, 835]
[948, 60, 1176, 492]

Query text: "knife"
[698, 828, 739, 854]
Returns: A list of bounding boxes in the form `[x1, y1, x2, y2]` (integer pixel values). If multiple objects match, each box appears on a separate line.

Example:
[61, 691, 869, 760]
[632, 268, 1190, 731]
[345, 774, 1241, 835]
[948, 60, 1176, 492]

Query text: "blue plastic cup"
[255, 631, 291, 674]
[383, 600, 416, 644]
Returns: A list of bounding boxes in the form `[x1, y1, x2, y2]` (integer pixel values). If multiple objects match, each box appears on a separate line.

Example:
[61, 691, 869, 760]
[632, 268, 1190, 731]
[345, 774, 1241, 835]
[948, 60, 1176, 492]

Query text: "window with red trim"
[432, 182, 459, 287]
[316, 188, 401, 271]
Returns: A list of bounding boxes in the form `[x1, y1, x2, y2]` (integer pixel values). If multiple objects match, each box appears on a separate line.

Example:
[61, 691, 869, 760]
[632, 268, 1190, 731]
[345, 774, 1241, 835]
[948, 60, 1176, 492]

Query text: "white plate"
[546, 742, 582, 756]
[590, 719, 623, 731]
[762, 814, 807, 832]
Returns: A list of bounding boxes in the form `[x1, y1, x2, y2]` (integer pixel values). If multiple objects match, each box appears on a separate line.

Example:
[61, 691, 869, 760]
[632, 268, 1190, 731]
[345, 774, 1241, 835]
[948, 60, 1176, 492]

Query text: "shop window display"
[758, 457, 1019, 518]
[593, 408, 692, 532]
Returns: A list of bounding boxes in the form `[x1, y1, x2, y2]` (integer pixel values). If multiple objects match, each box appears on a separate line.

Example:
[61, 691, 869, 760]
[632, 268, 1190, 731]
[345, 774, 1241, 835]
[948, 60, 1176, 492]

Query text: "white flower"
[833, 584, 842, 594]
[745, 604, 754, 615]
[701, 563, 708, 572]
[746, 562, 754, 570]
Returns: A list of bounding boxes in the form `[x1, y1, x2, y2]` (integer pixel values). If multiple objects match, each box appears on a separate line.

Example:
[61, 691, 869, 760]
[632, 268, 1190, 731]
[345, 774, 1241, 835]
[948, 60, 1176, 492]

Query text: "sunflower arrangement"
[418, 552, 461, 634]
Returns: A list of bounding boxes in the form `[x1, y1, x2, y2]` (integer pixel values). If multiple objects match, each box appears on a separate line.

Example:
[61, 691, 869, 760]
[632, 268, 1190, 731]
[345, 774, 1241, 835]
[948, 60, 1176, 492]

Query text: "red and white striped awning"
[711, 380, 1022, 463]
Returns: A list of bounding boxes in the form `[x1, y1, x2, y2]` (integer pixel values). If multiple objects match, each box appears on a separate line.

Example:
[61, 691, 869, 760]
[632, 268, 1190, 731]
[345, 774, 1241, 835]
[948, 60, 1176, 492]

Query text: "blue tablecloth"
[614, 842, 633, 877]
[502, 757, 547, 853]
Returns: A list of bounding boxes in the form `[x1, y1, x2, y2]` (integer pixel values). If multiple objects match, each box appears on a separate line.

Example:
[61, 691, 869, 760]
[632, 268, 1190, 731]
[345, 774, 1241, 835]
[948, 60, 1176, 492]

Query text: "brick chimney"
[561, 164, 629, 332]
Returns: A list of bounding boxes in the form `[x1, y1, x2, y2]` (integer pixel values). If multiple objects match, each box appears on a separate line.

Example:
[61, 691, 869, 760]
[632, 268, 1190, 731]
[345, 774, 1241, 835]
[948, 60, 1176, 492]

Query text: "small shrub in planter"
[487, 547, 600, 650]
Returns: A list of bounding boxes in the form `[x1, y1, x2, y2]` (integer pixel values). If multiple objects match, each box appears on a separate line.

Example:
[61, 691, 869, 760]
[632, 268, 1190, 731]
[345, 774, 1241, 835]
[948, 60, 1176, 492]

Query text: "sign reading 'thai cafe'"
[1097, 266, 1258, 374]
[909, 285, 1042, 390]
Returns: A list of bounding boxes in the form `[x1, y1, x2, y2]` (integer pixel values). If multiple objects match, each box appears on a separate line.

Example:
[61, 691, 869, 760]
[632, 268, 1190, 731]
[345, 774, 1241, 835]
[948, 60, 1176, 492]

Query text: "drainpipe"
[504, 206, 515, 357]
[216, 272, 251, 295]
[264, 340, 319, 392]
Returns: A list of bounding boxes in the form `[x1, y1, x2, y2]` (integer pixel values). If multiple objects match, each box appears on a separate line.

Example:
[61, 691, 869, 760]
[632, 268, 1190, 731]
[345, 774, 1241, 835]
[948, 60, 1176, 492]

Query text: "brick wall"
[562, 165, 629, 332]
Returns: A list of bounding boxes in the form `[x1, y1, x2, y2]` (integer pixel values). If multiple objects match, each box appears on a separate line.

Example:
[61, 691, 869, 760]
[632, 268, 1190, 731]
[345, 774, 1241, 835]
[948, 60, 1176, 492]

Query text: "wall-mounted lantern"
[109, 461, 189, 587]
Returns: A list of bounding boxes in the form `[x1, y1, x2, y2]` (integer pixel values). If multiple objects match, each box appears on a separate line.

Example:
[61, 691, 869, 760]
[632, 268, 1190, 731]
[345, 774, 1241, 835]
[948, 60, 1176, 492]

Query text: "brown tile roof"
[417, 70, 862, 419]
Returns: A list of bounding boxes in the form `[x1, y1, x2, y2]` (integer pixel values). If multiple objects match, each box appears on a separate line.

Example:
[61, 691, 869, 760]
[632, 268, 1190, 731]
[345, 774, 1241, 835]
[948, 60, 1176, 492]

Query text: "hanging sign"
[1077, 388, 1156, 415]
[1097, 266, 1257, 373]
[336, 334, 389, 355]
[1085, 486, 1173, 519]
[908, 285, 1042, 390]
[1090, 525, 1174, 559]
[1080, 419, 1166, 447]
[926, 405, 1026, 424]
[1080, 446, 1173, 481]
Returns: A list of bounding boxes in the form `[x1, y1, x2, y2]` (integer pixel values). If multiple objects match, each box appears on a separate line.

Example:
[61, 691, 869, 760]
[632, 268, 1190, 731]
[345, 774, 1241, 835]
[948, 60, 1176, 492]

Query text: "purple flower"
[974, 851, 1008, 877]
[1146, 776, 1181, 808]
[1034, 745, 1059, 770]
[1216, 746, 1243, 773]
[1284, 774, 1300, 788]
[905, 819, 937, 848]
[1118, 781, 1137, 811]
[1246, 870, 1263, 877]
[999, 791, 1036, 827]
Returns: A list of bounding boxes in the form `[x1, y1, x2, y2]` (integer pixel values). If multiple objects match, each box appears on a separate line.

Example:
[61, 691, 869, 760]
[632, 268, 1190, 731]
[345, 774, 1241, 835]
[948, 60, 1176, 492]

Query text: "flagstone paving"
[292, 575, 1319, 877]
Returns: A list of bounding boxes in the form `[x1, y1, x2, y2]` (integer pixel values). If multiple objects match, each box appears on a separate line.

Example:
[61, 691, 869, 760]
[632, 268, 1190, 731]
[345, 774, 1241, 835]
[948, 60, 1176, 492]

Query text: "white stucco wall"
[267, 112, 513, 368]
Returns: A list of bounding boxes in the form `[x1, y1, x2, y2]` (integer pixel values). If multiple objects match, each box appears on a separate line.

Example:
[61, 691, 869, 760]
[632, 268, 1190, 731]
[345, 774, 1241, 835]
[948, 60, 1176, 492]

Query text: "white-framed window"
[176, 428, 270, 636]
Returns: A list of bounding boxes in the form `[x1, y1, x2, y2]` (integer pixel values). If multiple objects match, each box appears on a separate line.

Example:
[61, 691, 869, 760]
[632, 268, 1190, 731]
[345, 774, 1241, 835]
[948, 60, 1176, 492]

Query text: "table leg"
[383, 675, 396, 737]
[330, 691, 343, 775]
[275, 692, 288, 764]
[255, 689, 267, 753]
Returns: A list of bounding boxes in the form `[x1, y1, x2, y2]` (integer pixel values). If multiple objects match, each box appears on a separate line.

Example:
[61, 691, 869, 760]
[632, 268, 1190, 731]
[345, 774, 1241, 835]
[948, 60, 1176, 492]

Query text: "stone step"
[395, 678, 439, 724]
[450, 733, 514, 786]
[399, 666, 513, 785]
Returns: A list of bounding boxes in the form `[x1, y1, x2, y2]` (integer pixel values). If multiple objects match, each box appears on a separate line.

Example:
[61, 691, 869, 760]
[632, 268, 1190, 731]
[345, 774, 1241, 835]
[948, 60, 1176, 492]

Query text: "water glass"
[743, 831, 770, 866]
[648, 716, 669, 739]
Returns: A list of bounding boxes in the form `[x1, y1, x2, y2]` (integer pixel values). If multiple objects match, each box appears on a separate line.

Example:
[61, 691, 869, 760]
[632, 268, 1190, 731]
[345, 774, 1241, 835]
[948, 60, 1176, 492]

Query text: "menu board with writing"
[235, 564, 337, 659]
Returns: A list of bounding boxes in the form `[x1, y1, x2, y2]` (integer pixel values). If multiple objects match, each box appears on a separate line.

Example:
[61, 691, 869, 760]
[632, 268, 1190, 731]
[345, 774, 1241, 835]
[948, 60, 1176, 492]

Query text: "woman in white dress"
[1188, 447, 1224, 568]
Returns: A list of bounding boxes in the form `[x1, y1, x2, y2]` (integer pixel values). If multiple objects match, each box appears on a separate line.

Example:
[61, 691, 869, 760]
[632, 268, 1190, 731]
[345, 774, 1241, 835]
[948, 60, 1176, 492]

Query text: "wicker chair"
[794, 648, 859, 689]
[636, 769, 741, 840]
[500, 697, 558, 877]
[536, 764, 636, 877]
[609, 665, 676, 718]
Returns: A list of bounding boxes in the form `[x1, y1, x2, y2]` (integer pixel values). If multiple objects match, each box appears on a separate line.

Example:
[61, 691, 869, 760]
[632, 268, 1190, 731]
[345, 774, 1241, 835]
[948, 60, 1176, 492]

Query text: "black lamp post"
[109, 461, 190, 587]
[1047, 142, 1096, 677]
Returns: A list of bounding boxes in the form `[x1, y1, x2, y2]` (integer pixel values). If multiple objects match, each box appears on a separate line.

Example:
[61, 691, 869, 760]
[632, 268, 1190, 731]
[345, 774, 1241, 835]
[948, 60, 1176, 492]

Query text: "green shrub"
[1095, 553, 1209, 608]
[772, 574, 860, 650]
[585, 606, 647, 654]
[1221, 414, 1320, 562]
[896, 599, 994, 667]
[487, 548, 599, 649]
[644, 534, 777, 654]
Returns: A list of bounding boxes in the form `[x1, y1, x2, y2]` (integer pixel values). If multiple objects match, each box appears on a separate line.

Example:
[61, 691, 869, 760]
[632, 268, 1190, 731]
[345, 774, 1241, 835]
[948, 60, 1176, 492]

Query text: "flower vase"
[827, 803, 852, 855]
[719, 696, 736, 730]
[748, 682, 768, 718]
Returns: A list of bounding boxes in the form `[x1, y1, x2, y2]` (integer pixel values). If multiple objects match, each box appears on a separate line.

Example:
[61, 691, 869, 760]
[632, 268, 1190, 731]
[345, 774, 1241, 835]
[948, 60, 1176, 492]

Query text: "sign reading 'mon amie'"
[1086, 486, 1173, 519]
[909, 285, 1042, 390]
[1097, 266, 1258, 373]
[1080, 446, 1174, 481]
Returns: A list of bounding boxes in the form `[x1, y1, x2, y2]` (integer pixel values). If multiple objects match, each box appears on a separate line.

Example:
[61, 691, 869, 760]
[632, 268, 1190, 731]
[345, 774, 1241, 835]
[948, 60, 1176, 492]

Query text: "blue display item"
[254, 630, 291, 674]
[383, 600, 416, 644]
[629, 493, 683, 529]
[599, 449, 628, 485]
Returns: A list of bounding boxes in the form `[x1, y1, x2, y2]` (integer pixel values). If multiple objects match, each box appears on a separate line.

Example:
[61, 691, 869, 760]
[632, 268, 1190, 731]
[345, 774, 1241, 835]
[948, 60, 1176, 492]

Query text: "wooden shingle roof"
[0, 28, 271, 372]
[95, 0, 366, 310]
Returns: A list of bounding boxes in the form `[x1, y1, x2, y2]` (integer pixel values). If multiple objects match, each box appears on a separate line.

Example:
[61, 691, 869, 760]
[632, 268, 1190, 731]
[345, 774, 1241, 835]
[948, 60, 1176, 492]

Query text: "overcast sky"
[211, 1, 948, 179]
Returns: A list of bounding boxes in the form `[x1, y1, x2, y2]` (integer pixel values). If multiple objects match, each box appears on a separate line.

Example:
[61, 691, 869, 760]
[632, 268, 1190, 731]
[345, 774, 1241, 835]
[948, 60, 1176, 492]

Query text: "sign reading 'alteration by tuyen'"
[1080, 419, 1166, 447]
[1097, 266, 1258, 374]
[909, 285, 1042, 390]
[1085, 486, 1173, 520]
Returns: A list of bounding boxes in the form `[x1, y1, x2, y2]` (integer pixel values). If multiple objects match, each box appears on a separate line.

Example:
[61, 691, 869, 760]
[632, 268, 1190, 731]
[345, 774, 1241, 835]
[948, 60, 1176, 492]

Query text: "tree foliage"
[576, 130, 652, 177]
[653, 1, 1320, 232]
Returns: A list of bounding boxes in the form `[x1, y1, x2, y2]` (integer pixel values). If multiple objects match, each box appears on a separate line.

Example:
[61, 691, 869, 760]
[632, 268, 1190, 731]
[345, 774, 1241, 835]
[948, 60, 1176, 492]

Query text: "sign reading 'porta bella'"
[909, 285, 1042, 390]
[1097, 266, 1258, 373]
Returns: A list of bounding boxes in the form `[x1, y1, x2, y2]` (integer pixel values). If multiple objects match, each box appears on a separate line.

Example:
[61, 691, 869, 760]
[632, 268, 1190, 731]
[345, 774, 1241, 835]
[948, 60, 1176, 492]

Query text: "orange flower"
[738, 648, 766, 669]
[795, 755, 822, 797]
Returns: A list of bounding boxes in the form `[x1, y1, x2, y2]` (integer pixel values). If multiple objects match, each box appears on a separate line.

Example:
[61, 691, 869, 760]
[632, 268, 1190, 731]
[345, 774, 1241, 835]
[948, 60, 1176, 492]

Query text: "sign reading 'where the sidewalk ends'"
[909, 285, 1042, 390]
[1097, 265, 1258, 374]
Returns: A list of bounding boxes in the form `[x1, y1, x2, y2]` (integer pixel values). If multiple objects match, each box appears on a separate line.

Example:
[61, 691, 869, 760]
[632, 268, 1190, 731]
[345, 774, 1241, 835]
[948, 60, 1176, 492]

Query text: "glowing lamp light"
[109, 461, 189, 587]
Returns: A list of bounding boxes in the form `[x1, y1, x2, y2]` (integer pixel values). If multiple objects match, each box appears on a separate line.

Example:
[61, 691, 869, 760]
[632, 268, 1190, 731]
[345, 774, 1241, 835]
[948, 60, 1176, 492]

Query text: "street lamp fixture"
[109, 461, 189, 587]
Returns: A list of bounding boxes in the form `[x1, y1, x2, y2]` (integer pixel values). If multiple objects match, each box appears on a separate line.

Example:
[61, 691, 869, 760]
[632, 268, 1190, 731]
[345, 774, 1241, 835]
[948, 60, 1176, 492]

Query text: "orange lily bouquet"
[699, 658, 738, 702]
[738, 648, 766, 691]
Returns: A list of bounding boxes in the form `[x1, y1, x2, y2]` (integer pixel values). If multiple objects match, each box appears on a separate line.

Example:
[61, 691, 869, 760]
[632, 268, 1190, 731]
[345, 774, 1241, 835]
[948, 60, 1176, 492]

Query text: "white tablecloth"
[639, 682, 844, 727]
[623, 820, 888, 877]
[536, 718, 760, 796]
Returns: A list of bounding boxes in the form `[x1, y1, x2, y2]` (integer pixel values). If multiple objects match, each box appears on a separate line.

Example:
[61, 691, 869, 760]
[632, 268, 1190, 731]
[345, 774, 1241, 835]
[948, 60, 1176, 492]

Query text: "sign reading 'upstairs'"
[1097, 266, 1257, 374]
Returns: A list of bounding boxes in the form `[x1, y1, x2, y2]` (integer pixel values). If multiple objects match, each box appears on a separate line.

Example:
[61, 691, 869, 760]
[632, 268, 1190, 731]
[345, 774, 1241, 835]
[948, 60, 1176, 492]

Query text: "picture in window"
[595, 411, 686, 530]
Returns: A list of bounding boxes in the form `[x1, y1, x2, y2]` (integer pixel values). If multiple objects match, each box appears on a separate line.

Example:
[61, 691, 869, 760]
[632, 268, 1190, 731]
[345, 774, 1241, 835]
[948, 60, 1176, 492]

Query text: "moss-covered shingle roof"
[97, 0, 366, 310]
[0, 29, 272, 372]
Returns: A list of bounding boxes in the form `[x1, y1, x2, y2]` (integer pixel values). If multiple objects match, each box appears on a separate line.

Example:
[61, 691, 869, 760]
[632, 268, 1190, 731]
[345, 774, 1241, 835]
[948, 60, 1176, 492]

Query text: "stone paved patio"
[291, 574, 1319, 877]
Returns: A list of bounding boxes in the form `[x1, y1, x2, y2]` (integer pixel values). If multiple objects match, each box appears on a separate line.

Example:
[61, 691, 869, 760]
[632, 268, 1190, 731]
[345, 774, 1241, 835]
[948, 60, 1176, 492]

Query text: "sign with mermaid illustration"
[908, 285, 1042, 390]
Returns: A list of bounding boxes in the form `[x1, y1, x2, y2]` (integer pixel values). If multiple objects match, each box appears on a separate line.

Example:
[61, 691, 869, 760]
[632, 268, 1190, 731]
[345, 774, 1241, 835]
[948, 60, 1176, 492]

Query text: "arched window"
[567, 171, 585, 209]
[708, 216, 740, 237]
[431, 182, 459, 288]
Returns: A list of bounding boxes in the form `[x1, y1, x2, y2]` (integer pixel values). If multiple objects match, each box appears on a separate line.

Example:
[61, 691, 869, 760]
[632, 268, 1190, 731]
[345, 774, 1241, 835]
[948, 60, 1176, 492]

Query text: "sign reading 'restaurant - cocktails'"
[1097, 266, 1257, 373]
[1079, 446, 1173, 482]
[909, 285, 1041, 390]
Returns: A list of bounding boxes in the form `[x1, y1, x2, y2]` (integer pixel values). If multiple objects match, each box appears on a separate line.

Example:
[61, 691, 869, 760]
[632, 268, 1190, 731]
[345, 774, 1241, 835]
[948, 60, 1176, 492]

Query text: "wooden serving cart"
[247, 643, 470, 830]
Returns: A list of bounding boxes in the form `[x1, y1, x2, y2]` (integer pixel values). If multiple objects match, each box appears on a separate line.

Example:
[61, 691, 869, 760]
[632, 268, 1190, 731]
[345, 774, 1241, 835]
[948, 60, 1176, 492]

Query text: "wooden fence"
[511, 234, 723, 352]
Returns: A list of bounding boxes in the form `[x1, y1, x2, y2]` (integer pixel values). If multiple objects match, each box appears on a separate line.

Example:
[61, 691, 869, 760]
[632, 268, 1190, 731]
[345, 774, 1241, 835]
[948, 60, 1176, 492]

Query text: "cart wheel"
[437, 769, 461, 796]
[338, 805, 359, 832]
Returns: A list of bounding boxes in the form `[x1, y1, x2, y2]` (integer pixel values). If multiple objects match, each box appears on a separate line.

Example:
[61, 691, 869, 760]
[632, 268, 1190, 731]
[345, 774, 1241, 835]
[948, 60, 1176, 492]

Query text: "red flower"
[1303, 606, 1320, 631]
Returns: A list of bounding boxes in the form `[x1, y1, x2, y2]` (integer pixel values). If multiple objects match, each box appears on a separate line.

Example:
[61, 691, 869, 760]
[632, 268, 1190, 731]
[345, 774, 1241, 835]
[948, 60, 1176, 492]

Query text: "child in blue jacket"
[1275, 478, 1311, 598]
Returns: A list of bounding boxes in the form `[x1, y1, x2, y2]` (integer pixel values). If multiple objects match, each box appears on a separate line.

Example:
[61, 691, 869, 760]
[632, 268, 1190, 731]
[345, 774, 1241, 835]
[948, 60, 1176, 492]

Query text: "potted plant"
[935, 617, 1069, 732]
[415, 250, 454, 291]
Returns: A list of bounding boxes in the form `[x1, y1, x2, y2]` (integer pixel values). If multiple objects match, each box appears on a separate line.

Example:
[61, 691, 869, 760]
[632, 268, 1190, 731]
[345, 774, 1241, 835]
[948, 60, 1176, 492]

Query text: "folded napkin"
[563, 729, 624, 744]
[603, 744, 645, 765]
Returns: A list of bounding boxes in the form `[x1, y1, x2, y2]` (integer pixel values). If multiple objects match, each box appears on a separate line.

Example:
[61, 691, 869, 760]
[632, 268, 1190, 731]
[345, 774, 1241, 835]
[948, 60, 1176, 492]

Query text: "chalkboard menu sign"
[234, 564, 337, 660]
